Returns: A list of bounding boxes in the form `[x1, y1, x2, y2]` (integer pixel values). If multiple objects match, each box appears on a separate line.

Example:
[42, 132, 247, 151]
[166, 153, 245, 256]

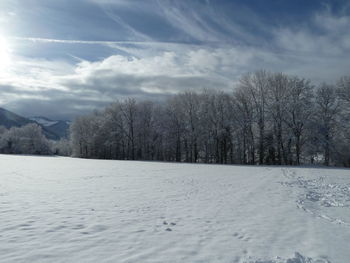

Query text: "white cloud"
[2, 2, 350, 119]
[3, 32, 350, 119]
[274, 10, 350, 55]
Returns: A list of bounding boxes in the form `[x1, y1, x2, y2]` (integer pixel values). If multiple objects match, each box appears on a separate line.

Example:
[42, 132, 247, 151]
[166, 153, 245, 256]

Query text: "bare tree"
[67, 71, 349, 167]
[315, 84, 340, 166]
[120, 98, 138, 160]
[337, 76, 350, 103]
[232, 86, 255, 164]
[239, 71, 268, 164]
[178, 92, 201, 162]
[267, 73, 290, 164]
[284, 77, 314, 164]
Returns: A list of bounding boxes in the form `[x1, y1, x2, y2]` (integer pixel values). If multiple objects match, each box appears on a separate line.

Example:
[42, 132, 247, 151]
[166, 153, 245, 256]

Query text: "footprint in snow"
[163, 221, 176, 231]
[233, 232, 251, 242]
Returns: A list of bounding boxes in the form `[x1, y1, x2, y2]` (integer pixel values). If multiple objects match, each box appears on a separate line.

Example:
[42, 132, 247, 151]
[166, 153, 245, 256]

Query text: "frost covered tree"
[239, 71, 269, 164]
[314, 84, 340, 166]
[337, 76, 350, 103]
[120, 98, 138, 160]
[267, 73, 291, 164]
[68, 71, 349, 167]
[0, 123, 51, 155]
[178, 92, 201, 162]
[284, 77, 314, 164]
[162, 96, 186, 162]
[52, 138, 72, 156]
[103, 101, 126, 159]
[334, 76, 350, 166]
[232, 85, 255, 164]
[202, 90, 233, 163]
[70, 114, 100, 158]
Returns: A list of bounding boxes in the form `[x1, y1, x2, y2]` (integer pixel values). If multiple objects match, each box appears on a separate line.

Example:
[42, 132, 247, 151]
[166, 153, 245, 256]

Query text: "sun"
[0, 36, 11, 69]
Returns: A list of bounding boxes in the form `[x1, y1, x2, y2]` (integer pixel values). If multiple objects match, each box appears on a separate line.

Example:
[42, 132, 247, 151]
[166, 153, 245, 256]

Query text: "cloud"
[0, 45, 251, 118]
[154, 0, 267, 45]
[1, 1, 350, 120]
[3, 34, 350, 120]
[271, 9, 350, 81]
[274, 11, 350, 55]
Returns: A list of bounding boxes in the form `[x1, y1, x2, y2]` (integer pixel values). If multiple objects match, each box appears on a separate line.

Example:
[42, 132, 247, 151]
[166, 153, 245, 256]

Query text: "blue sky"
[0, 0, 349, 119]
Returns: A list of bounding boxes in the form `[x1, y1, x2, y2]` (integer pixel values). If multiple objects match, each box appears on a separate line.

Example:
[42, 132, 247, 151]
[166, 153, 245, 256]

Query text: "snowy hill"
[29, 116, 59, 127]
[1, 155, 349, 262]
[30, 116, 70, 138]
[46, 120, 70, 138]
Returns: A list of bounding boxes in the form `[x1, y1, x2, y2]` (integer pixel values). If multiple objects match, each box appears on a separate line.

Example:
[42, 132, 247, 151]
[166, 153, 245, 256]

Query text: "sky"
[0, 0, 349, 120]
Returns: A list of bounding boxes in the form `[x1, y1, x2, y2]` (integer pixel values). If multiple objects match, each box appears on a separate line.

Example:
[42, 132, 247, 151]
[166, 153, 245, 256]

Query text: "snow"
[0, 154, 349, 263]
[30, 117, 58, 127]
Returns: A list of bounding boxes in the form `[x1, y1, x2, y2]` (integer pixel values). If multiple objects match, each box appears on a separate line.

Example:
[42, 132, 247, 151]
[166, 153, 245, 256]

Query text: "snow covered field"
[1, 155, 350, 263]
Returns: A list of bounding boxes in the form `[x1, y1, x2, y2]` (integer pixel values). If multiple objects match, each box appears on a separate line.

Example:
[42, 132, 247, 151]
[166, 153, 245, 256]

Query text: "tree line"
[70, 71, 350, 167]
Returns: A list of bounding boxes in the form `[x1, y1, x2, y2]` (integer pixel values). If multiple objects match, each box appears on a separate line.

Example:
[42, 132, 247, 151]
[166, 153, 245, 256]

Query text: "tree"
[232, 86, 255, 164]
[120, 98, 138, 160]
[314, 84, 340, 166]
[178, 92, 201, 162]
[52, 138, 72, 156]
[0, 124, 51, 155]
[267, 72, 290, 165]
[103, 101, 125, 159]
[335, 76, 350, 166]
[70, 114, 101, 158]
[67, 71, 349, 167]
[239, 71, 269, 164]
[284, 77, 313, 164]
[337, 76, 350, 103]
[135, 101, 157, 160]
[163, 96, 186, 162]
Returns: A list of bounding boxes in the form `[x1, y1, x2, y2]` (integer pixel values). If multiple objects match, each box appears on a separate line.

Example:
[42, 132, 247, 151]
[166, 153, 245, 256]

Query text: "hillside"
[0, 107, 33, 128]
[30, 117, 70, 138]
[1, 155, 349, 262]
[0, 108, 69, 140]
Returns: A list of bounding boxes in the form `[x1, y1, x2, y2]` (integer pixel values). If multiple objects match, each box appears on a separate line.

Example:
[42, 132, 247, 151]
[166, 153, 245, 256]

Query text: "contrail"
[10, 37, 197, 47]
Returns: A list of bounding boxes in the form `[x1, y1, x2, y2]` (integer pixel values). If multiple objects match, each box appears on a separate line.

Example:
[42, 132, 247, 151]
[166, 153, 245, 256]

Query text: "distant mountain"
[47, 120, 70, 139]
[30, 116, 59, 127]
[0, 107, 33, 128]
[30, 117, 70, 139]
[0, 107, 69, 140]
